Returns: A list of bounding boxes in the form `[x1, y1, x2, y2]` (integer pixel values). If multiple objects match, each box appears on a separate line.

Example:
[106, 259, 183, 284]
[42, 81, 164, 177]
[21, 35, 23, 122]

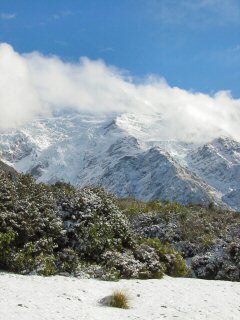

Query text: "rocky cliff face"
[188, 137, 240, 210]
[0, 111, 239, 210]
[0, 159, 18, 179]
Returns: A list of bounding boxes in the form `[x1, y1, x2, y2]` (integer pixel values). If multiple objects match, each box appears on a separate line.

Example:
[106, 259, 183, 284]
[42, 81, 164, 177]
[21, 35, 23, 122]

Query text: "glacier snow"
[0, 111, 239, 210]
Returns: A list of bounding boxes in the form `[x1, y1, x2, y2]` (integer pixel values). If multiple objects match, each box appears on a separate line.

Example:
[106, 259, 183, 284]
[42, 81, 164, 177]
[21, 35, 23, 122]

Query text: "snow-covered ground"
[0, 272, 239, 320]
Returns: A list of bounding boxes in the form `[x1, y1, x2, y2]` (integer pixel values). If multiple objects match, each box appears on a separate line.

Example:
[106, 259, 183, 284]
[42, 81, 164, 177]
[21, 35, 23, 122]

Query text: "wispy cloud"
[52, 10, 74, 20]
[34, 10, 75, 28]
[0, 13, 16, 20]
[146, 0, 240, 28]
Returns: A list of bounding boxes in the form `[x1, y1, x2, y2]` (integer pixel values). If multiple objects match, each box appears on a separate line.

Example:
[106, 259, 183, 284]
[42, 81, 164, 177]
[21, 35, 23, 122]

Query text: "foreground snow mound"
[0, 111, 239, 209]
[0, 272, 239, 320]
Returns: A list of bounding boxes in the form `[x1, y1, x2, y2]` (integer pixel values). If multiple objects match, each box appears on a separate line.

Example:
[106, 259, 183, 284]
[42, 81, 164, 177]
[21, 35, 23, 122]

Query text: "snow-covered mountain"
[0, 111, 239, 210]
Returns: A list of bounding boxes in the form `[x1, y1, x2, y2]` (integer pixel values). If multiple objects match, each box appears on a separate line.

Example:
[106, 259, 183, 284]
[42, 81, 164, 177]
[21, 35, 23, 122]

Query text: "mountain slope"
[188, 137, 240, 209]
[0, 111, 239, 209]
[0, 159, 18, 179]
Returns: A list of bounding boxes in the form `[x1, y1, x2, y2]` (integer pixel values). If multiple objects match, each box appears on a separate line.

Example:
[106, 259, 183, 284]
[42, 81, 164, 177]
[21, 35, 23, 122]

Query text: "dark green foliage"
[0, 229, 15, 267]
[0, 170, 136, 277]
[52, 185, 134, 259]
[0, 171, 62, 275]
[0, 168, 191, 279]
[139, 238, 189, 277]
[128, 196, 240, 281]
[56, 248, 80, 274]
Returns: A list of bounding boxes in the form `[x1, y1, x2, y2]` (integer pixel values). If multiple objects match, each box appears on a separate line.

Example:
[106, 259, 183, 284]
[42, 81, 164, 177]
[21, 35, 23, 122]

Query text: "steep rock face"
[223, 189, 240, 211]
[188, 137, 240, 192]
[188, 137, 240, 208]
[0, 112, 239, 209]
[0, 160, 18, 179]
[0, 132, 33, 162]
[98, 147, 224, 206]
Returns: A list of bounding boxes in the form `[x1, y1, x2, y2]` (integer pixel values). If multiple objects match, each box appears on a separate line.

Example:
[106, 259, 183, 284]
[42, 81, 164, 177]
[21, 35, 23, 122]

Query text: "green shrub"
[201, 234, 215, 249]
[57, 248, 80, 274]
[0, 168, 191, 279]
[11, 242, 36, 273]
[36, 253, 57, 276]
[0, 229, 15, 267]
[139, 238, 189, 277]
[9, 241, 57, 276]
[53, 186, 135, 260]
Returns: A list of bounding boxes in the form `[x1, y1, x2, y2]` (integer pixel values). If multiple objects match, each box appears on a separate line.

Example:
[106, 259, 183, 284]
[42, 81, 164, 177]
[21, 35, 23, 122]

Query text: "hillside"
[0, 111, 240, 210]
[0, 165, 240, 281]
[0, 159, 18, 178]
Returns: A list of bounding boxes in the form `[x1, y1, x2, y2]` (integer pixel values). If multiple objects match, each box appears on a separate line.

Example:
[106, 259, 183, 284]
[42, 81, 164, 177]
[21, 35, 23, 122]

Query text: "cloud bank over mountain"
[0, 42, 240, 142]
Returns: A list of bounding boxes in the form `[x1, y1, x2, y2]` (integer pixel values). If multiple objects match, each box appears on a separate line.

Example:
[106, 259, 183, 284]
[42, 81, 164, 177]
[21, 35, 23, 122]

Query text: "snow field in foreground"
[0, 272, 240, 320]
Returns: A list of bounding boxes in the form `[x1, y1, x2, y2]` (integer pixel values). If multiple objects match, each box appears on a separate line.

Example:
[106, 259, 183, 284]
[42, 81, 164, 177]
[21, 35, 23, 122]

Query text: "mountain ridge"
[0, 111, 239, 210]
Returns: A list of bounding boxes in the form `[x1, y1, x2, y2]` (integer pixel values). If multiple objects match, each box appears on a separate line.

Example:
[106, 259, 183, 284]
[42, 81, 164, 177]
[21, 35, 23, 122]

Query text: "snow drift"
[0, 273, 239, 320]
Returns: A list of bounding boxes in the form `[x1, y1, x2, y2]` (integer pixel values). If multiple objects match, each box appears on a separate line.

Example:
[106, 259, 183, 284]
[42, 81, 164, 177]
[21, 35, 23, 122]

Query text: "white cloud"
[0, 13, 16, 20]
[0, 43, 240, 143]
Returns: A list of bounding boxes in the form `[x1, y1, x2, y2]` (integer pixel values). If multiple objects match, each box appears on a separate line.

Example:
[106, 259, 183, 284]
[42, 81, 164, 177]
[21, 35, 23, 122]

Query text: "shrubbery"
[1, 166, 239, 281]
[138, 238, 189, 277]
[1, 167, 240, 281]
[0, 170, 188, 280]
[127, 198, 240, 281]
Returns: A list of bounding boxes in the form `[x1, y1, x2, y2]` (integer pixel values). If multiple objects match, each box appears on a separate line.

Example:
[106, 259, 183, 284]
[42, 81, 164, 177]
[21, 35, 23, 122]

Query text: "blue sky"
[0, 0, 240, 97]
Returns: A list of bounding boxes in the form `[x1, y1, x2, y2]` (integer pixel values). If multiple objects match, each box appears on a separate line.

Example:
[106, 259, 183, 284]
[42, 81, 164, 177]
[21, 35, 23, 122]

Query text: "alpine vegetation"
[1, 161, 240, 281]
[0, 163, 188, 280]
[108, 290, 130, 309]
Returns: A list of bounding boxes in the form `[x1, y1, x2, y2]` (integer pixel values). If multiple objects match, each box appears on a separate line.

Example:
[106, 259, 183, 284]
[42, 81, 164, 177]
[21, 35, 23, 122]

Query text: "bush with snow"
[52, 184, 134, 260]
[128, 200, 240, 281]
[0, 171, 188, 279]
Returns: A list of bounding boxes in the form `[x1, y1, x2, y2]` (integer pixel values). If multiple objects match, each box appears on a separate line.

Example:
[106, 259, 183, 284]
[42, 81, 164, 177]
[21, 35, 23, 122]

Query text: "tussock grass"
[110, 290, 130, 309]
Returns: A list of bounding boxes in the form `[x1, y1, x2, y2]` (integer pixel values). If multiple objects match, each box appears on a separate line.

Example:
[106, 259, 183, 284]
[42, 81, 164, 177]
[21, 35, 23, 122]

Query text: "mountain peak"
[0, 112, 239, 210]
